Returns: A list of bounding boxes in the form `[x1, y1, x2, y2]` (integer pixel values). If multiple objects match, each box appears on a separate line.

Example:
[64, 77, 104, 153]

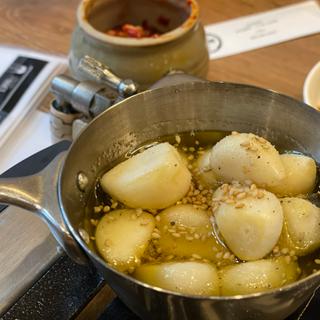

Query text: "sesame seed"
[175, 134, 181, 144]
[111, 201, 118, 209]
[90, 219, 98, 226]
[289, 250, 296, 257]
[315, 259, 320, 265]
[257, 190, 264, 199]
[94, 206, 102, 213]
[155, 215, 161, 222]
[79, 228, 90, 244]
[240, 142, 250, 147]
[216, 252, 223, 259]
[284, 256, 291, 264]
[281, 248, 289, 255]
[236, 192, 246, 200]
[194, 233, 200, 240]
[235, 202, 245, 209]
[172, 232, 181, 238]
[273, 246, 279, 254]
[223, 252, 231, 259]
[152, 233, 161, 239]
[186, 236, 194, 241]
[128, 267, 135, 273]
[192, 254, 202, 259]
[250, 184, 257, 191]
[103, 205, 110, 212]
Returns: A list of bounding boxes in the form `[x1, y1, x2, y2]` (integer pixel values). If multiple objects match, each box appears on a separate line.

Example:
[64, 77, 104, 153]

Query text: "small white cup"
[303, 61, 320, 111]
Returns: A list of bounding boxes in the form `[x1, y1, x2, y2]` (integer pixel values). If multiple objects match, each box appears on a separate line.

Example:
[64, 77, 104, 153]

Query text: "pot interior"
[82, 0, 191, 35]
[59, 81, 320, 267]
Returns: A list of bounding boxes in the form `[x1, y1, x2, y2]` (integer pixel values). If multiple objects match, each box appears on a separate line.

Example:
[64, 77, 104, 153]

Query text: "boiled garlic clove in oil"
[219, 256, 299, 296]
[193, 149, 218, 188]
[269, 154, 316, 197]
[95, 209, 155, 272]
[210, 133, 285, 188]
[279, 197, 320, 256]
[100, 143, 191, 209]
[133, 261, 220, 296]
[213, 184, 283, 261]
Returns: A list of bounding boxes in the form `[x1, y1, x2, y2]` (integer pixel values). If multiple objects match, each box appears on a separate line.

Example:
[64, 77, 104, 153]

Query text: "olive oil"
[83, 130, 320, 291]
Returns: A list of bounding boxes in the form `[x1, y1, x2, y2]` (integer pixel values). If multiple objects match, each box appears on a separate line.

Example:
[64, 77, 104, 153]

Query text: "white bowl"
[303, 61, 320, 110]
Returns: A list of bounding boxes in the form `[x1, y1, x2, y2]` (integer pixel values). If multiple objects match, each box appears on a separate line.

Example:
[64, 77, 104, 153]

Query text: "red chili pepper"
[106, 21, 163, 38]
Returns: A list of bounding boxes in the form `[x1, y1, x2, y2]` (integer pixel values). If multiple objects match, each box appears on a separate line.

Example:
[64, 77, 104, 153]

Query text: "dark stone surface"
[1, 255, 104, 320]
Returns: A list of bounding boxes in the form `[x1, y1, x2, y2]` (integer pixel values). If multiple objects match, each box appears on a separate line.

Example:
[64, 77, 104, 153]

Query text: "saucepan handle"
[0, 141, 89, 265]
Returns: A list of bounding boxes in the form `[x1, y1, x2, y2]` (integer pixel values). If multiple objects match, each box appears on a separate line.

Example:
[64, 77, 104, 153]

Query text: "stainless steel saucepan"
[1, 81, 320, 320]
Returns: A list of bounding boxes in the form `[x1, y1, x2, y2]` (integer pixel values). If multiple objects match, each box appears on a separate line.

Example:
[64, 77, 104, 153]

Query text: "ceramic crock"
[69, 0, 209, 88]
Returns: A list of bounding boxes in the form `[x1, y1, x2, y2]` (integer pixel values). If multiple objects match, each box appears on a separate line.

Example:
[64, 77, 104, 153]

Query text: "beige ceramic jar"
[69, 0, 209, 89]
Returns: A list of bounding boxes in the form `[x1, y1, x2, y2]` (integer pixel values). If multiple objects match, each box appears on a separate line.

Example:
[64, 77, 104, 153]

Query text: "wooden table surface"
[0, 0, 319, 100]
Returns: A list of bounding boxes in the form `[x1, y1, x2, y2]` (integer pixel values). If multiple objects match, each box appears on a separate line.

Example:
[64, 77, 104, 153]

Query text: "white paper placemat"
[0, 46, 67, 173]
[205, 0, 320, 59]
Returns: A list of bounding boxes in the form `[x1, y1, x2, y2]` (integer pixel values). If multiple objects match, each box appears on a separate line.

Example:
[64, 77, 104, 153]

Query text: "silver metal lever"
[78, 56, 139, 98]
